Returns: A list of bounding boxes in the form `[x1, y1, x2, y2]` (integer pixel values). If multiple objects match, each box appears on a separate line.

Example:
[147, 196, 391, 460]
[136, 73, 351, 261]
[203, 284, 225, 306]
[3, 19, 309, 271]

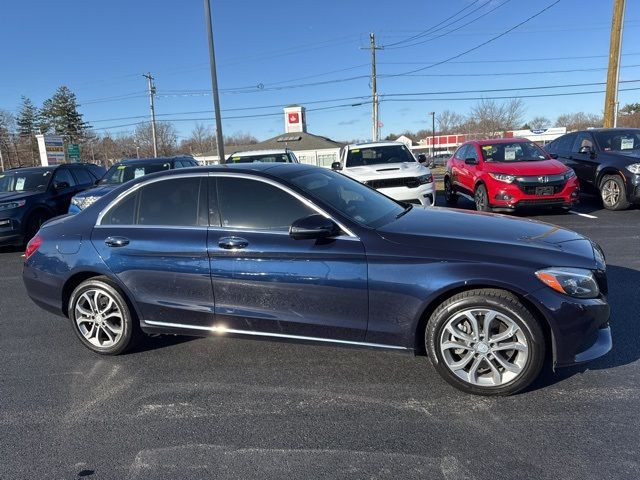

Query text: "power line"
[381, 64, 640, 78]
[378, 52, 640, 65]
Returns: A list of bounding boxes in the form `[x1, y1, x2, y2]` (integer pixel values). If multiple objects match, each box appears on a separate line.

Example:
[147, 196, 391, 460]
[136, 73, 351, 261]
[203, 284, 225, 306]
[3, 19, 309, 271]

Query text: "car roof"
[116, 156, 196, 166]
[570, 128, 640, 133]
[228, 149, 289, 157]
[5, 166, 56, 173]
[345, 141, 406, 149]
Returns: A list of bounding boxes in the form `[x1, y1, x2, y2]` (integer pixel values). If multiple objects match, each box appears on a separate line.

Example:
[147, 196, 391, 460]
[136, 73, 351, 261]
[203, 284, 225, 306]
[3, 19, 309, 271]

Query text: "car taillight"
[25, 235, 43, 260]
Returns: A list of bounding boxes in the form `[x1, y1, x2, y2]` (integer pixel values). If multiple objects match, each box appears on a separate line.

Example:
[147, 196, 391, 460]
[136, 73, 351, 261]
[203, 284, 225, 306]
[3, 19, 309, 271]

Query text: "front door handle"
[105, 236, 130, 248]
[218, 236, 249, 250]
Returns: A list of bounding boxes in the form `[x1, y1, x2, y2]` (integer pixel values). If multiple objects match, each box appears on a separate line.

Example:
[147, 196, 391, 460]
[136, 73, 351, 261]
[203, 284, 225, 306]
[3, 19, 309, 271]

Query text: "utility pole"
[0, 147, 4, 172]
[204, 0, 225, 162]
[429, 112, 436, 157]
[604, 0, 626, 128]
[366, 33, 383, 142]
[143, 72, 158, 157]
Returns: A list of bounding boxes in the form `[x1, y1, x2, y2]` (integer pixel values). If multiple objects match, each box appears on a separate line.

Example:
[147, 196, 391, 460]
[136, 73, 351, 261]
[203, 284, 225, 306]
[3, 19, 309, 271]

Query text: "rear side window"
[555, 134, 576, 153]
[215, 177, 314, 231]
[138, 177, 204, 226]
[72, 167, 94, 185]
[52, 168, 77, 187]
[103, 193, 137, 225]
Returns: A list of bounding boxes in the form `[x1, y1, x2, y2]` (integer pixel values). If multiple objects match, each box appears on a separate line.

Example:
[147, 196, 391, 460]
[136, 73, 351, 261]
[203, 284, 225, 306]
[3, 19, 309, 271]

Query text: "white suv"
[332, 142, 436, 207]
[226, 149, 299, 164]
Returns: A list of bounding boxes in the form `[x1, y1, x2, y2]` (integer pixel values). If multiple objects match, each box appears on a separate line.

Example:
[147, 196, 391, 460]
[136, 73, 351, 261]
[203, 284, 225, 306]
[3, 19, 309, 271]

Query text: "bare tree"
[224, 131, 258, 146]
[436, 110, 465, 134]
[178, 123, 215, 155]
[470, 98, 525, 136]
[618, 103, 640, 128]
[134, 122, 177, 157]
[528, 116, 551, 130]
[554, 112, 602, 131]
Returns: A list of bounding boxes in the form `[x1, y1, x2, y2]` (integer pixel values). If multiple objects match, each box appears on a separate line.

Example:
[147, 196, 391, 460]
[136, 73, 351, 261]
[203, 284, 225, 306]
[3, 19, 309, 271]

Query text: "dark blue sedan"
[23, 164, 612, 395]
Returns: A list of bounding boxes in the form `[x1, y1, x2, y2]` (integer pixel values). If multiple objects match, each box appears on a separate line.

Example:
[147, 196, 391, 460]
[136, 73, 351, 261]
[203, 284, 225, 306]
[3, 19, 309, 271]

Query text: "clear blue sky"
[1, 0, 639, 142]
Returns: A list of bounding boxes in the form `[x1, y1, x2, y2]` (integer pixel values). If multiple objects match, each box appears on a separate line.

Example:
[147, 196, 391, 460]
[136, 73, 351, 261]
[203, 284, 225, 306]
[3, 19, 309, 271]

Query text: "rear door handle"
[218, 236, 249, 250]
[105, 236, 130, 248]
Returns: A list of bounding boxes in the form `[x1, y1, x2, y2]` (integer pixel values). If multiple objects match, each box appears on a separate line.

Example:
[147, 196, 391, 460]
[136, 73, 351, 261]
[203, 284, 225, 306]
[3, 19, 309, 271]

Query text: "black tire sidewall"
[68, 278, 135, 355]
[444, 178, 457, 205]
[426, 292, 545, 396]
[24, 212, 48, 244]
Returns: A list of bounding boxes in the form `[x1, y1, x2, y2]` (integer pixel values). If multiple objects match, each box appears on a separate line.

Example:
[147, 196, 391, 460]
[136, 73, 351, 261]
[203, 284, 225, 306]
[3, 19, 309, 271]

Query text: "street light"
[429, 112, 436, 158]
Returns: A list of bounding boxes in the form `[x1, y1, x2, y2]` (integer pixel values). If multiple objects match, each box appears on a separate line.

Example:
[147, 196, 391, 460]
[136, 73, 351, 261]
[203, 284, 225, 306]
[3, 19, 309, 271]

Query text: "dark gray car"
[545, 128, 640, 210]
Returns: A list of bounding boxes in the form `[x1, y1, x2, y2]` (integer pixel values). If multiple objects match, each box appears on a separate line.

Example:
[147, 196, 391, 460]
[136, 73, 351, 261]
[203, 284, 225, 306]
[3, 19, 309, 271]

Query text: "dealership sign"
[36, 134, 66, 166]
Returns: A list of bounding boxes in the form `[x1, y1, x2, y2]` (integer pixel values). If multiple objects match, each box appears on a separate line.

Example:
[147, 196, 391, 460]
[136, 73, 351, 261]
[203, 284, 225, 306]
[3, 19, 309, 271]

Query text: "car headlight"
[418, 174, 433, 184]
[71, 195, 100, 210]
[0, 199, 26, 211]
[489, 173, 516, 183]
[626, 163, 640, 174]
[564, 169, 576, 180]
[535, 267, 600, 298]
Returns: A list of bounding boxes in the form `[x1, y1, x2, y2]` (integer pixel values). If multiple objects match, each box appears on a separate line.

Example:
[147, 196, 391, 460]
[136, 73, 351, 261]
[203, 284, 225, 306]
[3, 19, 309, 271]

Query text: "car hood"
[376, 207, 598, 269]
[0, 190, 41, 203]
[73, 184, 118, 199]
[343, 162, 430, 181]
[484, 159, 567, 176]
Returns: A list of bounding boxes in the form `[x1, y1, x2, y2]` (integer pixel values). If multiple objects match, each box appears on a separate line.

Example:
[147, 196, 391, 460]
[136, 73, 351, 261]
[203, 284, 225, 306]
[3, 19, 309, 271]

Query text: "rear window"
[227, 153, 292, 163]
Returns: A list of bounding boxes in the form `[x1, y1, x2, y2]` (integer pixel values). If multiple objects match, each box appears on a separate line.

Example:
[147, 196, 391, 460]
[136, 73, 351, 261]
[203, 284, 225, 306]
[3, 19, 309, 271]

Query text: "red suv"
[444, 138, 580, 212]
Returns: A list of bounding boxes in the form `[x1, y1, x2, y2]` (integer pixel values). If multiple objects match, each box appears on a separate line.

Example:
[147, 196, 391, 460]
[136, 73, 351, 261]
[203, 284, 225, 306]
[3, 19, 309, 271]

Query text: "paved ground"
[1, 194, 639, 480]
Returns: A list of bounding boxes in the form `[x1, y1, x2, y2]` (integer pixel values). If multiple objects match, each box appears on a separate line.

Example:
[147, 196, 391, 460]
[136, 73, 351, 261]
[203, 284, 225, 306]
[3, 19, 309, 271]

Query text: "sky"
[1, 0, 639, 143]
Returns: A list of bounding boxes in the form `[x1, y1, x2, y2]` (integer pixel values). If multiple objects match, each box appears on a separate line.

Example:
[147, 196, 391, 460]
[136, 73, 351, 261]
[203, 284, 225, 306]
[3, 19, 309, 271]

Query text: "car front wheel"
[444, 177, 458, 205]
[425, 288, 545, 396]
[69, 277, 140, 355]
[600, 174, 630, 210]
[474, 184, 491, 212]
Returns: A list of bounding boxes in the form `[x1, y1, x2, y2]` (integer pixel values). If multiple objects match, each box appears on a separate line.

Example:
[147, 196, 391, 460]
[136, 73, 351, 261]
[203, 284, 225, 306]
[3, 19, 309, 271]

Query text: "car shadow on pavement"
[529, 264, 640, 392]
[128, 334, 197, 354]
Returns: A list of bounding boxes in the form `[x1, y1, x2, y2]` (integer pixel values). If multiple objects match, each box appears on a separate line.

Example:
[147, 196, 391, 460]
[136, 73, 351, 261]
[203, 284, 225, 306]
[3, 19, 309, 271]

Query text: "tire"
[68, 277, 140, 355]
[24, 211, 50, 244]
[474, 184, 491, 212]
[600, 174, 630, 211]
[444, 177, 458, 206]
[425, 288, 545, 396]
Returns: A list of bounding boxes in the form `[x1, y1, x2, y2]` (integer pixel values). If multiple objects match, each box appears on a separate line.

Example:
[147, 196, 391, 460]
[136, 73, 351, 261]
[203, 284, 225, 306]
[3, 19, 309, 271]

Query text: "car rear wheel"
[600, 174, 630, 210]
[444, 177, 458, 205]
[425, 289, 545, 396]
[474, 184, 491, 212]
[69, 277, 140, 355]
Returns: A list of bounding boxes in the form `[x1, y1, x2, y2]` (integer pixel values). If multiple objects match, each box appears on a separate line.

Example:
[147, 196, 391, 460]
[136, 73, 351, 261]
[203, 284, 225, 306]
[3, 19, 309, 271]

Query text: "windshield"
[480, 142, 548, 162]
[100, 161, 172, 185]
[346, 145, 416, 168]
[286, 168, 404, 228]
[228, 153, 292, 163]
[0, 169, 53, 193]
[593, 130, 640, 151]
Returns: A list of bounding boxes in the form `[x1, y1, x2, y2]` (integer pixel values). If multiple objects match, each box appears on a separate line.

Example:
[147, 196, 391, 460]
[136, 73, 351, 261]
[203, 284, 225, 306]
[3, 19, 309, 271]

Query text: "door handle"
[218, 236, 249, 250]
[105, 236, 130, 247]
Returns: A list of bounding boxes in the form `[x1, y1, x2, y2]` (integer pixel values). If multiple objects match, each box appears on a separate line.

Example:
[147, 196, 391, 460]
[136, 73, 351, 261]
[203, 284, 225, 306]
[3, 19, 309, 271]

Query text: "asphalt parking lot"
[1, 194, 639, 480]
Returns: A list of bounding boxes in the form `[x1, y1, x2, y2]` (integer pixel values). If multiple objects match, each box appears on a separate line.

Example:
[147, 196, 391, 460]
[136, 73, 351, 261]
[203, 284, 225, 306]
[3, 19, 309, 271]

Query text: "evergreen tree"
[39, 86, 90, 141]
[16, 96, 38, 137]
[37, 98, 54, 134]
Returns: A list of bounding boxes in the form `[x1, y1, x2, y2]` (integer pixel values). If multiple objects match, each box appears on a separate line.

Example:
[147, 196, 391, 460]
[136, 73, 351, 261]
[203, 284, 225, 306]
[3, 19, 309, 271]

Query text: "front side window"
[345, 145, 416, 168]
[72, 167, 94, 185]
[100, 161, 172, 185]
[454, 145, 469, 160]
[215, 177, 314, 231]
[572, 133, 595, 153]
[285, 168, 404, 228]
[480, 142, 548, 163]
[0, 169, 53, 192]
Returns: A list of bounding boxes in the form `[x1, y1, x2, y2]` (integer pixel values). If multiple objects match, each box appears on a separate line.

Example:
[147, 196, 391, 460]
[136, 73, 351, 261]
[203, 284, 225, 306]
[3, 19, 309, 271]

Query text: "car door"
[570, 132, 600, 190]
[554, 133, 577, 167]
[91, 174, 215, 327]
[207, 174, 368, 342]
[450, 145, 469, 193]
[48, 167, 79, 214]
[455, 145, 476, 195]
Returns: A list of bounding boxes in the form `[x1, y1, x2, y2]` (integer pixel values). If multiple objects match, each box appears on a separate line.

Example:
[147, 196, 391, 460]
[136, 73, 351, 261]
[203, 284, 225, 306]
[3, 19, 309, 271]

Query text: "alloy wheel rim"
[75, 289, 124, 348]
[601, 180, 620, 206]
[439, 308, 529, 387]
[475, 189, 485, 210]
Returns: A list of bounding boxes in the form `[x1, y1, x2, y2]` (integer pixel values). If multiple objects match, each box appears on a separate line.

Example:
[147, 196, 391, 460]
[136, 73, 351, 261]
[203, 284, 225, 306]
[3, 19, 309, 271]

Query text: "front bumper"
[377, 182, 436, 207]
[525, 286, 611, 368]
[627, 173, 640, 203]
[0, 217, 24, 246]
[489, 178, 579, 211]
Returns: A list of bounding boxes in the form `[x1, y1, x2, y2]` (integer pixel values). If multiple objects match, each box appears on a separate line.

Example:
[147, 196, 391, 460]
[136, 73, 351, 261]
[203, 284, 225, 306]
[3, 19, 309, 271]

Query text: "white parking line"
[569, 210, 598, 219]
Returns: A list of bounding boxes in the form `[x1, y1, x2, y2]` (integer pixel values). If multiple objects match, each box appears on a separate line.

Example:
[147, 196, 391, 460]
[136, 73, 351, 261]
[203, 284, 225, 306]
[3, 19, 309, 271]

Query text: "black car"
[545, 128, 640, 210]
[0, 163, 106, 246]
[23, 163, 611, 396]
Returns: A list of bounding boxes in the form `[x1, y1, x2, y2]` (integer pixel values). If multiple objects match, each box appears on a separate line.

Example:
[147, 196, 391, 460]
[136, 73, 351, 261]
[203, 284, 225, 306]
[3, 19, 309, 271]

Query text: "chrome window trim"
[143, 320, 407, 350]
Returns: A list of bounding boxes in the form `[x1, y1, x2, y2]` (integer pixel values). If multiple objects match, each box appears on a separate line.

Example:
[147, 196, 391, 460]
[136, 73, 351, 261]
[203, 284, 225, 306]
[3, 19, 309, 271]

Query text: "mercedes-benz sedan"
[23, 164, 611, 395]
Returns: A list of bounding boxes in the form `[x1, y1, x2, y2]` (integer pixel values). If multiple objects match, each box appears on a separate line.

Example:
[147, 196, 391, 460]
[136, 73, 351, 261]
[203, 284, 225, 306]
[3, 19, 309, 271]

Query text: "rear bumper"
[23, 260, 66, 317]
[378, 182, 436, 207]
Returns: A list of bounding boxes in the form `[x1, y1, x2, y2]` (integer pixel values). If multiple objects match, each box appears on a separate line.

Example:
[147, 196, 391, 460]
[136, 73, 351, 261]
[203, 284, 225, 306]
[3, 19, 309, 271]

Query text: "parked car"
[444, 138, 580, 212]
[0, 163, 105, 246]
[544, 128, 640, 210]
[225, 149, 299, 164]
[24, 163, 611, 396]
[68, 156, 199, 213]
[333, 142, 436, 207]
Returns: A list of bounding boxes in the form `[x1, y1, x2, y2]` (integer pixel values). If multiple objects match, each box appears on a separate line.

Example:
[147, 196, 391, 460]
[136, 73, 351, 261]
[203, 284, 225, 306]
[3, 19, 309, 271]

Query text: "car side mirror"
[54, 181, 70, 190]
[289, 214, 341, 240]
[549, 153, 558, 159]
[464, 157, 479, 165]
[417, 153, 427, 164]
[331, 161, 342, 171]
